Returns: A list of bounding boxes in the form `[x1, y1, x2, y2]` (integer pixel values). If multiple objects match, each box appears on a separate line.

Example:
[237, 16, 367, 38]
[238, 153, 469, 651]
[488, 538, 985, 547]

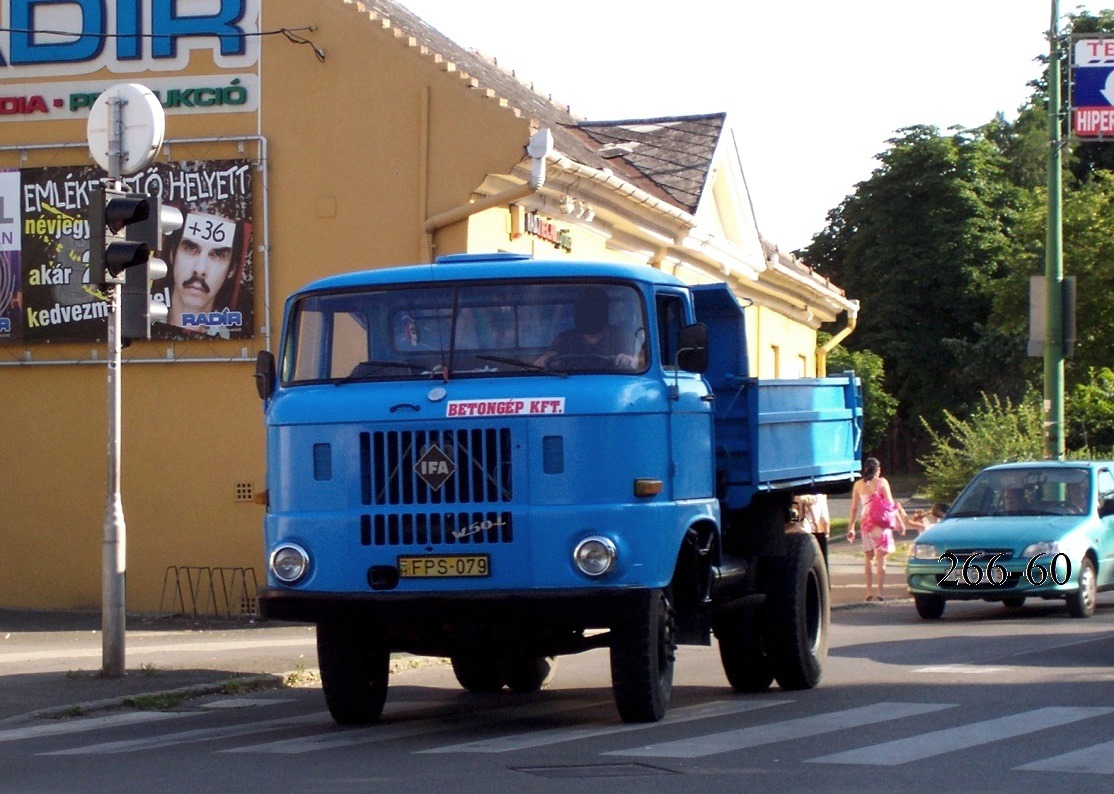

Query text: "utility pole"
[1045, 0, 1065, 460]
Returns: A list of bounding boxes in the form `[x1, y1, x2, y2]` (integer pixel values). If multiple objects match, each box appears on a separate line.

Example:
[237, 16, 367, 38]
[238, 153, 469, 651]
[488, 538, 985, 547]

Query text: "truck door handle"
[700, 394, 716, 403]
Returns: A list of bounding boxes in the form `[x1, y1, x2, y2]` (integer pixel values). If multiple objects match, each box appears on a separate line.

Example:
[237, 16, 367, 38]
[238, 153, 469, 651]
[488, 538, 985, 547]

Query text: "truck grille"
[360, 510, 514, 547]
[360, 428, 513, 506]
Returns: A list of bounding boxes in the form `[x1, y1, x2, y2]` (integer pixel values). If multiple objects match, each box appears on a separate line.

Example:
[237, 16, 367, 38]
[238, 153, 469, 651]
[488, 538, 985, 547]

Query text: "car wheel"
[1066, 557, 1097, 618]
[914, 593, 946, 620]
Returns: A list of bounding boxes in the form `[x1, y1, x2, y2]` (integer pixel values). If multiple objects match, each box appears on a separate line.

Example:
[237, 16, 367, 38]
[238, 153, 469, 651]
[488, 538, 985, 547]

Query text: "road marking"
[0, 638, 314, 665]
[606, 702, 953, 759]
[39, 713, 329, 755]
[808, 706, 1114, 766]
[1016, 739, 1114, 775]
[0, 711, 194, 743]
[914, 664, 1009, 675]
[420, 699, 791, 754]
[225, 698, 616, 754]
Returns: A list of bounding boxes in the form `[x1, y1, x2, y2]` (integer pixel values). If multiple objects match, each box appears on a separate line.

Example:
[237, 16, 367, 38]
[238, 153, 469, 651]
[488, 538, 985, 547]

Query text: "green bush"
[1068, 367, 1114, 454]
[919, 391, 1044, 502]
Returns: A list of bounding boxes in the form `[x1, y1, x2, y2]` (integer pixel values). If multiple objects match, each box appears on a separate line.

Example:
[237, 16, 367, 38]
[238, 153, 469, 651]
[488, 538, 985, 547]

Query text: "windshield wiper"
[335, 360, 427, 384]
[476, 355, 568, 378]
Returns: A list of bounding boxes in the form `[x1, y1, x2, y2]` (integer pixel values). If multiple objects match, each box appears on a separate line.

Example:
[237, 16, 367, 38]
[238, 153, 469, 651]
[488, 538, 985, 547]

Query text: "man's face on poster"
[172, 213, 236, 315]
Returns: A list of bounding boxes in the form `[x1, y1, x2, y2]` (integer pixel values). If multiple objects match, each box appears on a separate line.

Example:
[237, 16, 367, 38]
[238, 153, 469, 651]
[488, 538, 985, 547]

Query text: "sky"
[395, 0, 1073, 253]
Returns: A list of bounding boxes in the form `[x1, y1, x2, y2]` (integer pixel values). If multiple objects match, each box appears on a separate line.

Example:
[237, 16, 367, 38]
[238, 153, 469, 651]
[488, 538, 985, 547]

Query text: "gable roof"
[573, 114, 726, 215]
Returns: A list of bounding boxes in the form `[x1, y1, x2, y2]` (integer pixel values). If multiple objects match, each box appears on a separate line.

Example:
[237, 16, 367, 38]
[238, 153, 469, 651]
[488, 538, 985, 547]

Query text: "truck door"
[657, 291, 715, 500]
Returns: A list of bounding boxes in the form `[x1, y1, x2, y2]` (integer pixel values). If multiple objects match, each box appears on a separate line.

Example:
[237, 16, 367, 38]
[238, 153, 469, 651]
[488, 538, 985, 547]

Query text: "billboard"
[0, 159, 254, 344]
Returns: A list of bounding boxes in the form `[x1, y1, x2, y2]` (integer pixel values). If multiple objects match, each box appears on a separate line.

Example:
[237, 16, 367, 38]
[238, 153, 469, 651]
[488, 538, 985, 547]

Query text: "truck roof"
[293, 252, 690, 294]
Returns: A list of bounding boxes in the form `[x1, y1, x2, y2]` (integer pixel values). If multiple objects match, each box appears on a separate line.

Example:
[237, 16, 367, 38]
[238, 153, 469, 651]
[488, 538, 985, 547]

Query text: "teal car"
[907, 461, 1114, 620]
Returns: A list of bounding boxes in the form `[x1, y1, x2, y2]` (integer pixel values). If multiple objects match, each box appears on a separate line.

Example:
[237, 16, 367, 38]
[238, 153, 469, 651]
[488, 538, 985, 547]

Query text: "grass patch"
[125, 693, 184, 710]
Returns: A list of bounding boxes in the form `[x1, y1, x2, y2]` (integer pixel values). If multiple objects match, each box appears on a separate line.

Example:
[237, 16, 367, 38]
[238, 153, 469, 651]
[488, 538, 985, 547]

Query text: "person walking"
[847, 457, 902, 601]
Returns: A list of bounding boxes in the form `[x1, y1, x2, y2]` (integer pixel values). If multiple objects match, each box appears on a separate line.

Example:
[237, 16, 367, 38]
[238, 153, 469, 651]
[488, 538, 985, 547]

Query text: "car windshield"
[947, 467, 1093, 518]
[280, 280, 648, 384]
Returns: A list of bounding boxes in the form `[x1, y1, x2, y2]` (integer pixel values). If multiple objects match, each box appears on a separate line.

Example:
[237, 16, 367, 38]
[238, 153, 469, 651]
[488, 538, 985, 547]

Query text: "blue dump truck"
[254, 253, 862, 724]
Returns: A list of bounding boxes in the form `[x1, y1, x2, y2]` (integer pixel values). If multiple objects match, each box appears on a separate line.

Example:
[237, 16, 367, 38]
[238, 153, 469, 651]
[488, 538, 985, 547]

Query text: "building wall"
[0, 0, 830, 611]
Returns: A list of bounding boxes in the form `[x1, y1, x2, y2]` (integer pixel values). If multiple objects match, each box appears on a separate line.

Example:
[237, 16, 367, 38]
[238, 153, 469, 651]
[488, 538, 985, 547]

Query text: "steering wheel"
[545, 353, 615, 370]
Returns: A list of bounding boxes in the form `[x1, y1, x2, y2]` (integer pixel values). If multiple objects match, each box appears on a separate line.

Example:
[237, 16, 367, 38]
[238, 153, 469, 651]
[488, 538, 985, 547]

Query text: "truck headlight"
[573, 536, 617, 577]
[270, 543, 310, 584]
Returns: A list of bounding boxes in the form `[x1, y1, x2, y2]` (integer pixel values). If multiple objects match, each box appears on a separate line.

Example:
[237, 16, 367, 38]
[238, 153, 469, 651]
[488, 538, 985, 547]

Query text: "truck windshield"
[281, 280, 648, 384]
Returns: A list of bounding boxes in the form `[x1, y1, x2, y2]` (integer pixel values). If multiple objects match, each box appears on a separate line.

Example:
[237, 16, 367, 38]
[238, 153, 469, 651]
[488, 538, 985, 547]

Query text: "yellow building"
[0, 0, 856, 612]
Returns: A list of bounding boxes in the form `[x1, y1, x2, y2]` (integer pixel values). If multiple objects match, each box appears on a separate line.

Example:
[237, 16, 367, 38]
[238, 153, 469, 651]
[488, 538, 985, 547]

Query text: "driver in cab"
[535, 287, 641, 371]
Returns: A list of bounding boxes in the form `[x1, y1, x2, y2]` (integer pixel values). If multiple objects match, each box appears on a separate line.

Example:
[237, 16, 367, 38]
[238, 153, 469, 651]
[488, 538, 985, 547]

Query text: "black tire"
[500, 656, 558, 693]
[1002, 596, 1026, 609]
[316, 621, 390, 725]
[766, 532, 829, 690]
[1066, 557, 1097, 618]
[610, 588, 676, 723]
[450, 653, 505, 692]
[714, 605, 774, 692]
[914, 593, 946, 620]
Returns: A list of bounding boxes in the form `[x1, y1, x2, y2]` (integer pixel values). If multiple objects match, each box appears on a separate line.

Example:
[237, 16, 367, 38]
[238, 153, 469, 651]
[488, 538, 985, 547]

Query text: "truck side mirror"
[255, 350, 276, 400]
[677, 323, 709, 373]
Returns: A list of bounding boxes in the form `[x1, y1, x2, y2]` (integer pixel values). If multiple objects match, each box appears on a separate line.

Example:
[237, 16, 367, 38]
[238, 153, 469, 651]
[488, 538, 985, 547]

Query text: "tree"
[919, 392, 1045, 502]
[824, 341, 896, 454]
[806, 125, 1027, 464]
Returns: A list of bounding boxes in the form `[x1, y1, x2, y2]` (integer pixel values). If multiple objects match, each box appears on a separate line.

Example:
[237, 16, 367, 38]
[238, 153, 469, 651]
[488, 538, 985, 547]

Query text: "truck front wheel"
[317, 621, 390, 725]
[767, 532, 829, 690]
[609, 587, 676, 723]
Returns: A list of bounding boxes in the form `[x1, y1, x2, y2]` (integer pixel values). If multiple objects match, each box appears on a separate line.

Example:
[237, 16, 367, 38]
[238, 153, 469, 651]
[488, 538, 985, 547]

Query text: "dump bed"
[691, 283, 862, 510]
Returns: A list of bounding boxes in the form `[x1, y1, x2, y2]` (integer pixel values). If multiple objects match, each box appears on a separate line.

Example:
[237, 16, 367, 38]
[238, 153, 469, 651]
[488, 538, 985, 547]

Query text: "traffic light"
[121, 194, 183, 342]
[88, 186, 151, 286]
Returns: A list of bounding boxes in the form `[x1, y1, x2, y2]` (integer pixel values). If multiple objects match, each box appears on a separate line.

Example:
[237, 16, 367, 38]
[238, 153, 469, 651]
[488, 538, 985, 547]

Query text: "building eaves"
[352, 1, 611, 168]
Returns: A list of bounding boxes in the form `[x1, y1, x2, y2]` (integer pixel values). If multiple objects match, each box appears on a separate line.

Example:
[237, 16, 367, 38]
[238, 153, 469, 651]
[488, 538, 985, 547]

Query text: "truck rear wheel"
[609, 588, 676, 723]
[451, 653, 505, 692]
[714, 605, 774, 692]
[501, 656, 557, 693]
[317, 621, 390, 725]
[767, 532, 829, 690]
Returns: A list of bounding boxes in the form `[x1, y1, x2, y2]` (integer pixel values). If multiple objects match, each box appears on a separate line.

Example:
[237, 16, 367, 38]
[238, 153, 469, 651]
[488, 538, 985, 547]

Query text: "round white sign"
[86, 83, 166, 176]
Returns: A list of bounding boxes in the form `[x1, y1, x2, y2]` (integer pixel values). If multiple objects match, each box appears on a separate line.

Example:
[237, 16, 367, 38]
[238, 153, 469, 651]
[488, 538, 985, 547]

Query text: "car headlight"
[270, 543, 310, 584]
[912, 543, 940, 560]
[573, 536, 617, 577]
[1022, 541, 1059, 559]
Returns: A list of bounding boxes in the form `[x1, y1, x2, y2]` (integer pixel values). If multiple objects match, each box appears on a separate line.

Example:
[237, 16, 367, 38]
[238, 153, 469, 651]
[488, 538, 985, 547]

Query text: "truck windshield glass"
[282, 281, 648, 384]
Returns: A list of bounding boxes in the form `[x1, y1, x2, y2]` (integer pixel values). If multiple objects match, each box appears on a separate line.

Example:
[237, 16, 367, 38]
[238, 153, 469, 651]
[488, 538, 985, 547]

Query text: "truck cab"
[255, 252, 861, 724]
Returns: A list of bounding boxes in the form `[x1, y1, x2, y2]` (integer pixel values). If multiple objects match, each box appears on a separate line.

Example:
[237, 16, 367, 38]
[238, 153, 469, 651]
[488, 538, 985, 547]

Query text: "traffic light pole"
[1045, 0, 1066, 461]
[103, 94, 126, 678]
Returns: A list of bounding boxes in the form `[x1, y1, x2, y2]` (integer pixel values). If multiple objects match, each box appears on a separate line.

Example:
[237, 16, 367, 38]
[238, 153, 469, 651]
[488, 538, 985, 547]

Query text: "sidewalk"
[0, 539, 916, 725]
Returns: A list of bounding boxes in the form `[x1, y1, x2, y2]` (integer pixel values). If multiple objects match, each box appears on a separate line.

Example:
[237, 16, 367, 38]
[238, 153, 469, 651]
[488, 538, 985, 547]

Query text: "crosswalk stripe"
[1015, 738, 1114, 775]
[0, 711, 195, 744]
[419, 699, 792, 754]
[605, 702, 953, 759]
[39, 713, 330, 755]
[808, 706, 1114, 766]
[224, 698, 615, 754]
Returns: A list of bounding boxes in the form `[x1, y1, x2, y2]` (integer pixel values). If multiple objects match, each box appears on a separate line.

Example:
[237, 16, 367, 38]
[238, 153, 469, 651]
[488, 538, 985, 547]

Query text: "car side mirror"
[676, 323, 709, 373]
[255, 350, 276, 400]
[1099, 497, 1114, 518]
